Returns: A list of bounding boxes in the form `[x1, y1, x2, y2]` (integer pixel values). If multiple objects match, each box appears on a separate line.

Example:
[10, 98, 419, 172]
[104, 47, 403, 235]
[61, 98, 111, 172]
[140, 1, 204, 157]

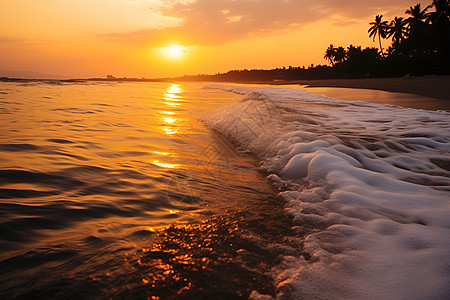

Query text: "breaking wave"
[203, 84, 450, 299]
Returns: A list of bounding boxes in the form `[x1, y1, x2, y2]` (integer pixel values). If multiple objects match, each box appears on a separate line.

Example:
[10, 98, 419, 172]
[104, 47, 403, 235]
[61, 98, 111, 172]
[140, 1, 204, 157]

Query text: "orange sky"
[0, 0, 421, 78]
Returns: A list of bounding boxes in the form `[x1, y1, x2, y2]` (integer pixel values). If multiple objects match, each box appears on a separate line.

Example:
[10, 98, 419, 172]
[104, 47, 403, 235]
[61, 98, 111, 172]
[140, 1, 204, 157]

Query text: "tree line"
[171, 0, 449, 82]
[324, 0, 450, 76]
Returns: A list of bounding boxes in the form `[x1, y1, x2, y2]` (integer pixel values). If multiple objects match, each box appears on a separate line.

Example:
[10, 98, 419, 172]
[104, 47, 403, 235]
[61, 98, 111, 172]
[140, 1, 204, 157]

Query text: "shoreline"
[297, 75, 450, 101]
[266, 75, 450, 111]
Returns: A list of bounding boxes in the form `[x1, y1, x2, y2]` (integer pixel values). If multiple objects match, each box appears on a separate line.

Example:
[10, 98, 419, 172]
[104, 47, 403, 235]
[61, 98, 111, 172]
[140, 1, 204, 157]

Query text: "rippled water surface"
[2, 81, 449, 299]
[0, 81, 287, 299]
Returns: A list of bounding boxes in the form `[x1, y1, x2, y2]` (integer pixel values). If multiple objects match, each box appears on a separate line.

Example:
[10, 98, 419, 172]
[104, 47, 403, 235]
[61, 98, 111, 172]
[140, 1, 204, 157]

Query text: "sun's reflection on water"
[160, 84, 183, 136]
[153, 151, 170, 156]
[163, 101, 180, 106]
[166, 84, 182, 95]
[164, 94, 183, 102]
[154, 81, 183, 166]
[160, 111, 175, 115]
[152, 160, 181, 169]
[162, 127, 178, 135]
[163, 116, 177, 124]
[148, 84, 186, 170]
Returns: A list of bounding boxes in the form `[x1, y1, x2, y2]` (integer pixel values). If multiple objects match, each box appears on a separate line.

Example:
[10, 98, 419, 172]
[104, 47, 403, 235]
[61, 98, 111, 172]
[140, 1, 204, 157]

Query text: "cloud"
[0, 36, 55, 47]
[101, 0, 418, 46]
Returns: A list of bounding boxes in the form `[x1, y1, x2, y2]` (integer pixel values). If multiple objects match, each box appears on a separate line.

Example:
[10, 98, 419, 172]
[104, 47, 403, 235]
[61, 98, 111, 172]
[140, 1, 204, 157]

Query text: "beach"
[296, 75, 450, 111]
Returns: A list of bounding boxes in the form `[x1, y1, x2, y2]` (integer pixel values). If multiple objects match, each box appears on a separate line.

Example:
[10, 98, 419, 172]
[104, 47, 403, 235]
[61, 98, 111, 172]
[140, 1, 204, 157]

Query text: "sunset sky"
[1, 0, 421, 78]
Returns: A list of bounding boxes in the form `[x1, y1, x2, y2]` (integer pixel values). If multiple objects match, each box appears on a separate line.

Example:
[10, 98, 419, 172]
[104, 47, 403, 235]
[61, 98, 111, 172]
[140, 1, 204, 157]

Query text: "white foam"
[204, 84, 450, 299]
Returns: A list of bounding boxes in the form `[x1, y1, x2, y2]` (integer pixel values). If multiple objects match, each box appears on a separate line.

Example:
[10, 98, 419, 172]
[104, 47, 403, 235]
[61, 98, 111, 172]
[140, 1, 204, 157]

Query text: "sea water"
[204, 83, 450, 299]
[0, 81, 449, 299]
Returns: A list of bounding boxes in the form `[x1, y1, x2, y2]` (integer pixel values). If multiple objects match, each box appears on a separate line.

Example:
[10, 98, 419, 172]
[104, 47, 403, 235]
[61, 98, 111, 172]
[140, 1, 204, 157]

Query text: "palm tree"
[405, 3, 430, 34]
[346, 45, 362, 60]
[405, 3, 432, 54]
[347, 44, 362, 54]
[324, 44, 337, 66]
[427, 0, 450, 25]
[427, 0, 450, 53]
[388, 17, 408, 45]
[334, 46, 347, 64]
[362, 47, 381, 58]
[368, 15, 389, 57]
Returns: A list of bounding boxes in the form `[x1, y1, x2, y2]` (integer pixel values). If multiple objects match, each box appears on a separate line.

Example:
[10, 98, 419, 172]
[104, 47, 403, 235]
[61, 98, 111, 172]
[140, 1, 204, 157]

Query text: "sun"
[166, 44, 185, 58]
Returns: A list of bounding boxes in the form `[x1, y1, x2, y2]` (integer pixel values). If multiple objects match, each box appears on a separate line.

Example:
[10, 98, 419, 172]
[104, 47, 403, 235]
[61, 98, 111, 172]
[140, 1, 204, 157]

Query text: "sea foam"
[203, 84, 450, 299]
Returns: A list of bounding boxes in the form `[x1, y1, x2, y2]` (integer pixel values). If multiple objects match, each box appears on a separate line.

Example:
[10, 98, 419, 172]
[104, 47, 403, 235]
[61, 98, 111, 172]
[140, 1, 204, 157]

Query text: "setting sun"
[0, 0, 425, 78]
[166, 45, 185, 59]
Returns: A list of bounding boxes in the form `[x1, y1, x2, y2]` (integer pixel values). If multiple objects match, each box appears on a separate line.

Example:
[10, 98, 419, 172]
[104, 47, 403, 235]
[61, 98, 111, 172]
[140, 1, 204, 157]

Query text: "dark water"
[0, 81, 303, 299]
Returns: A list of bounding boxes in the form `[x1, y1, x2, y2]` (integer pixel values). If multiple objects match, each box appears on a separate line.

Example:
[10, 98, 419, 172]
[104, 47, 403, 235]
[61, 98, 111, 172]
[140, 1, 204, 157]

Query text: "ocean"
[0, 81, 449, 299]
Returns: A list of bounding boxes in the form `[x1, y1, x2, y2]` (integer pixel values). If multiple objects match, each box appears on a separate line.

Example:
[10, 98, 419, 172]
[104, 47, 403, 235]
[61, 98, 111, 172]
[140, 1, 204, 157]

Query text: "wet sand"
[296, 76, 450, 111]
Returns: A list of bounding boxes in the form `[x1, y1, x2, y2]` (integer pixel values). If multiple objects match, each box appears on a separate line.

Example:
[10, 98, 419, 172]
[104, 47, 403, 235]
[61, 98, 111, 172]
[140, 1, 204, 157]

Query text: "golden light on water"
[160, 111, 175, 115]
[160, 84, 183, 135]
[152, 84, 183, 165]
[163, 117, 177, 124]
[163, 102, 180, 106]
[164, 94, 182, 101]
[166, 84, 182, 94]
[153, 151, 171, 156]
[162, 127, 178, 135]
[152, 160, 181, 169]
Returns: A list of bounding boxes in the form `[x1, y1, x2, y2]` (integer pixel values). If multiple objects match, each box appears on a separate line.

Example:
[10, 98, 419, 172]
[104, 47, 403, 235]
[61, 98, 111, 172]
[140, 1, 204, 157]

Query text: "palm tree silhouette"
[369, 15, 389, 57]
[388, 17, 408, 45]
[324, 44, 337, 66]
[427, 0, 450, 26]
[405, 3, 430, 34]
[427, 0, 450, 53]
[427, 0, 450, 22]
[334, 46, 347, 64]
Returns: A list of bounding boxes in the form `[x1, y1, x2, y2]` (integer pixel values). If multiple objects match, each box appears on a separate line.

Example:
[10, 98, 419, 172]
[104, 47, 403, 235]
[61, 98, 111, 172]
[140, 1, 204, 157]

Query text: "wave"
[203, 84, 450, 299]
